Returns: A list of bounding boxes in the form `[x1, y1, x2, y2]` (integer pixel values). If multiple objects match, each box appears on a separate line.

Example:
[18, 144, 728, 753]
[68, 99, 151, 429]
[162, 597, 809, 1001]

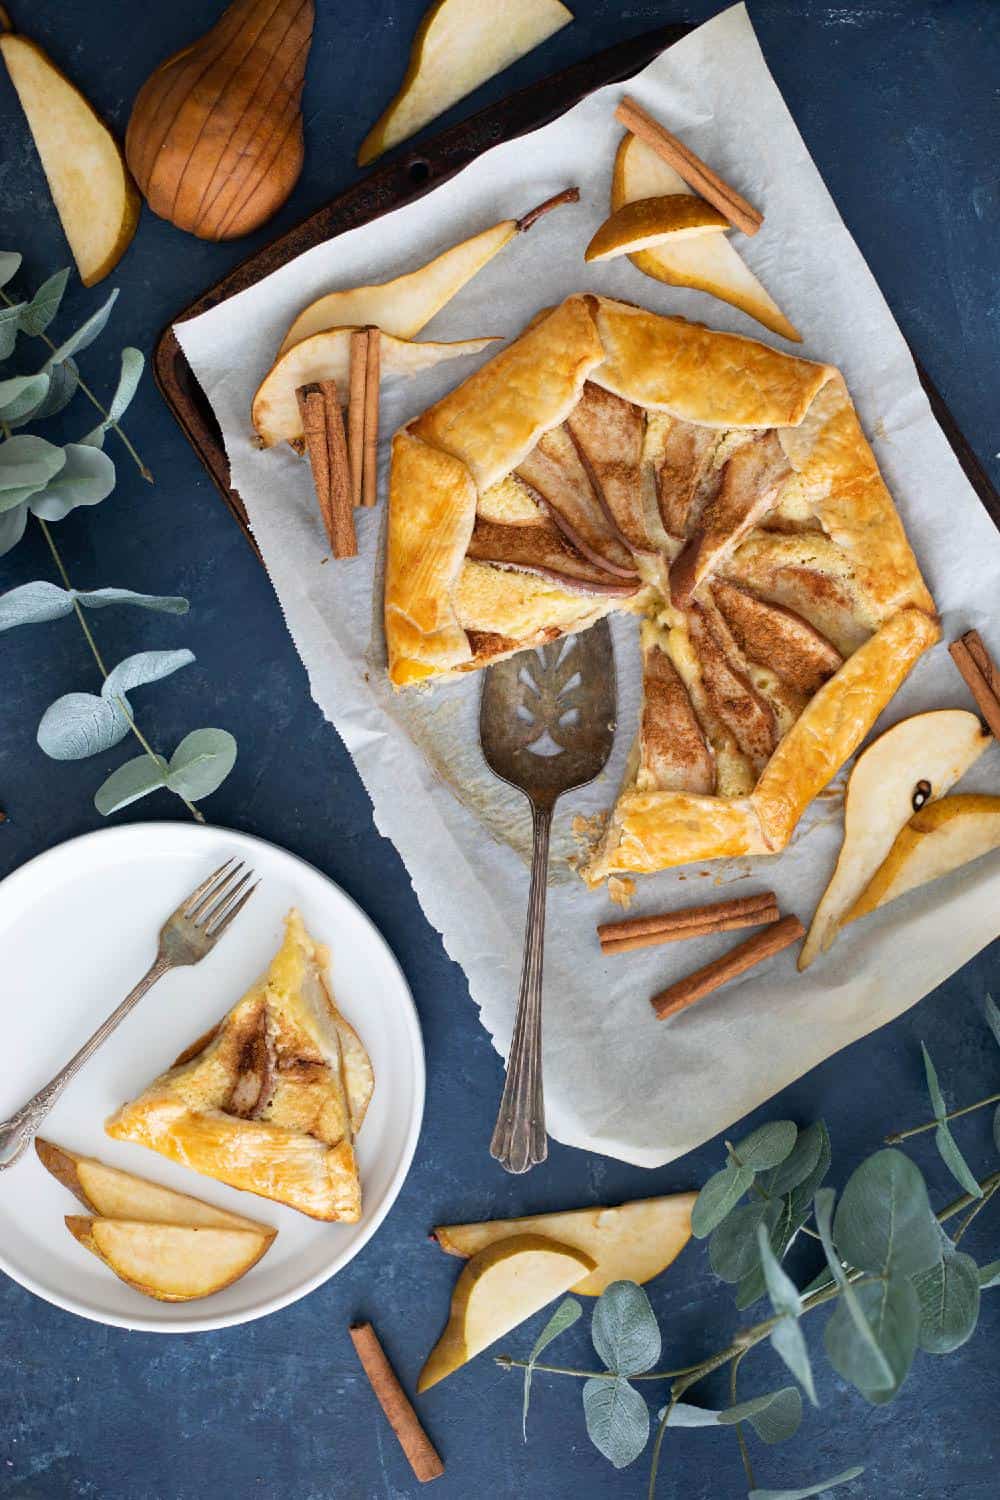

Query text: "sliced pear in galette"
[385, 294, 938, 884]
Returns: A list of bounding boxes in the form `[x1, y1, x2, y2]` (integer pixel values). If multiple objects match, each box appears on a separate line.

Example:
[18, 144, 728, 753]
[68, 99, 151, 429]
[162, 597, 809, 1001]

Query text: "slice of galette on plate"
[385, 294, 938, 883]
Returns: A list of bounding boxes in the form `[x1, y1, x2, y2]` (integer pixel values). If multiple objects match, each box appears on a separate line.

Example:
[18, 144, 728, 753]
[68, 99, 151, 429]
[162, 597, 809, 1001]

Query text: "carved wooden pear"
[125, 0, 314, 241]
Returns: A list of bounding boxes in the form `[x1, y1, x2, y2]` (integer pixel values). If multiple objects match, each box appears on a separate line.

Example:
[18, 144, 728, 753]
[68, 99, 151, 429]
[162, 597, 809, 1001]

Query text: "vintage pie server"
[480, 620, 617, 1172]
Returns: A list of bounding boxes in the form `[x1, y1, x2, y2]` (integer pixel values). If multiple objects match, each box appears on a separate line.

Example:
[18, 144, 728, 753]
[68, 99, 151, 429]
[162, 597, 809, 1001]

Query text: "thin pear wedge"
[417, 1233, 594, 1392]
[252, 327, 499, 448]
[585, 195, 729, 263]
[358, 0, 572, 166]
[844, 793, 1000, 925]
[36, 1140, 271, 1233]
[0, 16, 139, 285]
[66, 1216, 275, 1302]
[800, 710, 991, 969]
[279, 191, 578, 355]
[612, 133, 800, 342]
[431, 1193, 696, 1295]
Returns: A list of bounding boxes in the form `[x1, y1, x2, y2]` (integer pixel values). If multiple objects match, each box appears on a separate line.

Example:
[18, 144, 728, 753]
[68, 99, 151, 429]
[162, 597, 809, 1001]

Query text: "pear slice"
[66, 1217, 275, 1302]
[251, 327, 499, 448]
[417, 1233, 594, 1392]
[612, 133, 800, 342]
[432, 1194, 695, 1296]
[800, 710, 991, 969]
[0, 19, 139, 286]
[358, 0, 573, 166]
[585, 195, 729, 263]
[36, 1140, 271, 1233]
[280, 194, 575, 355]
[844, 793, 1000, 926]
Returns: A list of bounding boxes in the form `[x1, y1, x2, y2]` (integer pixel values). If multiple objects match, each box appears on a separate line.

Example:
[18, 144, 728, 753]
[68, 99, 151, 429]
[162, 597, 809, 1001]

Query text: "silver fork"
[0, 858, 258, 1170]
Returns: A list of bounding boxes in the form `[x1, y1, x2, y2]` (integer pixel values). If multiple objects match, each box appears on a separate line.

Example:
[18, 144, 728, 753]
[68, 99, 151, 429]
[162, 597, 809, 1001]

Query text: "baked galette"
[385, 295, 938, 882]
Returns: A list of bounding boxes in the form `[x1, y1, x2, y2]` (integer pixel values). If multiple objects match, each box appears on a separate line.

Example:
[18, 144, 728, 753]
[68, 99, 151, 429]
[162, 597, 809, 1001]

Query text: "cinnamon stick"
[295, 380, 356, 557]
[348, 328, 368, 508]
[349, 1322, 444, 1483]
[599, 891, 777, 945]
[602, 904, 780, 955]
[651, 914, 805, 1021]
[362, 325, 380, 507]
[950, 629, 1000, 741]
[615, 96, 763, 237]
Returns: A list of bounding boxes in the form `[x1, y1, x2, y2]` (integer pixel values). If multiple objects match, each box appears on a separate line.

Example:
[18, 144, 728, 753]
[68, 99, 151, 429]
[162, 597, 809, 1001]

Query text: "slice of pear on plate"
[585, 195, 729, 263]
[251, 326, 499, 448]
[799, 709, 991, 969]
[612, 133, 800, 342]
[358, 0, 573, 166]
[36, 1140, 270, 1232]
[65, 1217, 276, 1302]
[844, 793, 1000, 925]
[0, 17, 139, 286]
[431, 1194, 695, 1295]
[417, 1233, 594, 1392]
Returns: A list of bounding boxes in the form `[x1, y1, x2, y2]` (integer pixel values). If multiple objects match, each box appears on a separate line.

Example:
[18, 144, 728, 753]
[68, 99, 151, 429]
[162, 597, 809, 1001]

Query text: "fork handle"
[0, 954, 170, 1171]
[490, 804, 552, 1174]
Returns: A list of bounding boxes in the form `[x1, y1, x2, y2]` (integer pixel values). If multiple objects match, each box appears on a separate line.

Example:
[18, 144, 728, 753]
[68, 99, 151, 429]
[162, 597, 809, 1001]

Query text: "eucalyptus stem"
[730, 1350, 756, 1491]
[0, 285, 152, 482]
[885, 1092, 1000, 1144]
[953, 1175, 1000, 1246]
[646, 1396, 677, 1500]
[35, 516, 204, 824]
[937, 1168, 1000, 1225]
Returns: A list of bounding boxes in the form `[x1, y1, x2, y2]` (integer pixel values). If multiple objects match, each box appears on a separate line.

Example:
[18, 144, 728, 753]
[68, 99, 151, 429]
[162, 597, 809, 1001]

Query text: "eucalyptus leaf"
[523, 1298, 581, 1440]
[166, 728, 237, 800]
[661, 1402, 723, 1428]
[760, 1121, 826, 1200]
[709, 1200, 779, 1283]
[758, 1223, 802, 1319]
[0, 252, 22, 289]
[912, 1247, 980, 1354]
[29, 443, 116, 520]
[719, 1386, 802, 1445]
[582, 1377, 648, 1469]
[0, 302, 25, 360]
[94, 753, 169, 817]
[0, 372, 50, 422]
[748, 1465, 864, 1499]
[736, 1189, 810, 1310]
[833, 1149, 940, 1279]
[44, 288, 119, 368]
[824, 1276, 919, 1404]
[19, 268, 70, 336]
[921, 1043, 982, 1198]
[0, 580, 76, 629]
[984, 993, 1000, 1050]
[103, 649, 195, 704]
[814, 1188, 895, 1393]
[0, 435, 66, 498]
[978, 1259, 1000, 1289]
[692, 1162, 755, 1238]
[37, 693, 130, 760]
[105, 347, 144, 423]
[0, 501, 27, 557]
[731, 1121, 798, 1172]
[14, 357, 79, 425]
[78, 588, 188, 615]
[591, 1281, 660, 1377]
[770, 1315, 817, 1406]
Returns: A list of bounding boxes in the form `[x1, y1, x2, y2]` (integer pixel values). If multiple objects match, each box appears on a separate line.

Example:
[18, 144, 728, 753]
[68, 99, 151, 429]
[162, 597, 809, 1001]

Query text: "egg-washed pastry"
[107, 910, 373, 1222]
[385, 294, 938, 883]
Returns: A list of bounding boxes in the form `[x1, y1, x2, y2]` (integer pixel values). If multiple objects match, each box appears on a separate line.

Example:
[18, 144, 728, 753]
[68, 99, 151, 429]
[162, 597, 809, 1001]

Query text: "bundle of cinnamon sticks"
[294, 326, 381, 558]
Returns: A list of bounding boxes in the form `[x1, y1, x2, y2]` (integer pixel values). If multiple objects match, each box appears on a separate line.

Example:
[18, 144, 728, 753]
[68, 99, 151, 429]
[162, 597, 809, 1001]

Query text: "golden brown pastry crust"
[386, 294, 937, 881]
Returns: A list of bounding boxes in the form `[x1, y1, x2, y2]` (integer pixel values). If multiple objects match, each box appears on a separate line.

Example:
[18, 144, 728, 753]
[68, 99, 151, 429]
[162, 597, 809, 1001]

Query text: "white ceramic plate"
[0, 823, 424, 1333]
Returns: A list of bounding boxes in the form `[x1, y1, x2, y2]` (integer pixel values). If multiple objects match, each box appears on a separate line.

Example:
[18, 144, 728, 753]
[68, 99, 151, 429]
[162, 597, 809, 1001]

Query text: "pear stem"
[516, 187, 580, 232]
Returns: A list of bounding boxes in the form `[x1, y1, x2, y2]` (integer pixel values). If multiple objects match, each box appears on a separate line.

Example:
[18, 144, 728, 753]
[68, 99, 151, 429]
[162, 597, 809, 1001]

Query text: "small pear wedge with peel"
[66, 1217, 276, 1302]
[431, 1194, 695, 1296]
[0, 15, 139, 286]
[417, 1233, 594, 1392]
[36, 1140, 271, 1233]
[843, 793, 1000, 926]
[585, 195, 729, 263]
[358, 0, 573, 166]
[800, 710, 991, 969]
[612, 133, 800, 342]
[280, 193, 577, 356]
[252, 327, 499, 448]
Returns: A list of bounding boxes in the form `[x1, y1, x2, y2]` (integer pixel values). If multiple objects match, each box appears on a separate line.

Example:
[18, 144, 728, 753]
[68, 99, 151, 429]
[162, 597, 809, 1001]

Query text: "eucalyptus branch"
[952, 1175, 1000, 1246]
[646, 1396, 677, 1500]
[730, 1351, 756, 1491]
[0, 284, 152, 481]
[885, 1091, 1000, 1144]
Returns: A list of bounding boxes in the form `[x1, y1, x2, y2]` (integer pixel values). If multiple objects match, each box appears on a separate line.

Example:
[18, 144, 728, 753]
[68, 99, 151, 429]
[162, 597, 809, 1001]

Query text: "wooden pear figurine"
[125, 0, 314, 241]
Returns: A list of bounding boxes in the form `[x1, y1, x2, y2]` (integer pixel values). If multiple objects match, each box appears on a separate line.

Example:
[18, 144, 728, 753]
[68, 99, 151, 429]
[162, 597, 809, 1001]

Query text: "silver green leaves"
[38, 650, 195, 760]
[582, 1376, 648, 1469]
[759, 1223, 817, 1405]
[582, 1282, 660, 1470]
[911, 1244, 980, 1354]
[94, 730, 237, 816]
[732, 1121, 798, 1171]
[921, 1043, 982, 1198]
[833, 1149, 940, 1279]
[19, 268, 69, 337]
[522, 1297, 581, 1440]
[0, 581, 188, 630]
[748, 1466, 864, 1499]
[825, 1277, 919, 1404]
[664, 1387, 802, 1445]
[692, 1162, 755, 1238]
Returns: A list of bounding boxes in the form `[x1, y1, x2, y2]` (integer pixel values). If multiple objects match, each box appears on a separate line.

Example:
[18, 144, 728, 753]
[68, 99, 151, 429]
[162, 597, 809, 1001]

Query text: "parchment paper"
[175, 4, 1000, 1167]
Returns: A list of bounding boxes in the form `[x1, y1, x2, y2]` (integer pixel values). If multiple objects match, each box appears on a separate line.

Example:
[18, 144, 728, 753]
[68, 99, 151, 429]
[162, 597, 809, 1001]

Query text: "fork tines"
[182, 858, 259, 937]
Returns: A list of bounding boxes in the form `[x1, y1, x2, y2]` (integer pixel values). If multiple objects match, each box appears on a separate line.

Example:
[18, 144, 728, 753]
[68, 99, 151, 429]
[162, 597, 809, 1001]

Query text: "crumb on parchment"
[607, 876, 635, 910]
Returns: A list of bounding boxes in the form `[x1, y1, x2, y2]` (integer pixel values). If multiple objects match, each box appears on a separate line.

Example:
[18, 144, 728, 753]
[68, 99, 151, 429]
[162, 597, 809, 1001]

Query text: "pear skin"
[66, 1217, 275, 1302]
[844, 793, 1000, 924]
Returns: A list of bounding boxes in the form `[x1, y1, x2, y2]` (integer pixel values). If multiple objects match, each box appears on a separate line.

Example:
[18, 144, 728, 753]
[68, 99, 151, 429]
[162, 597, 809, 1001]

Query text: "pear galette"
[385, 295, 938, 882]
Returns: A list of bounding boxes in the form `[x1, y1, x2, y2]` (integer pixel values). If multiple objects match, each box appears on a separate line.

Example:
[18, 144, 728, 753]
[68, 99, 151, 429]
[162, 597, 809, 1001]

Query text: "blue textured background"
[1, 3, 998, 1497]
